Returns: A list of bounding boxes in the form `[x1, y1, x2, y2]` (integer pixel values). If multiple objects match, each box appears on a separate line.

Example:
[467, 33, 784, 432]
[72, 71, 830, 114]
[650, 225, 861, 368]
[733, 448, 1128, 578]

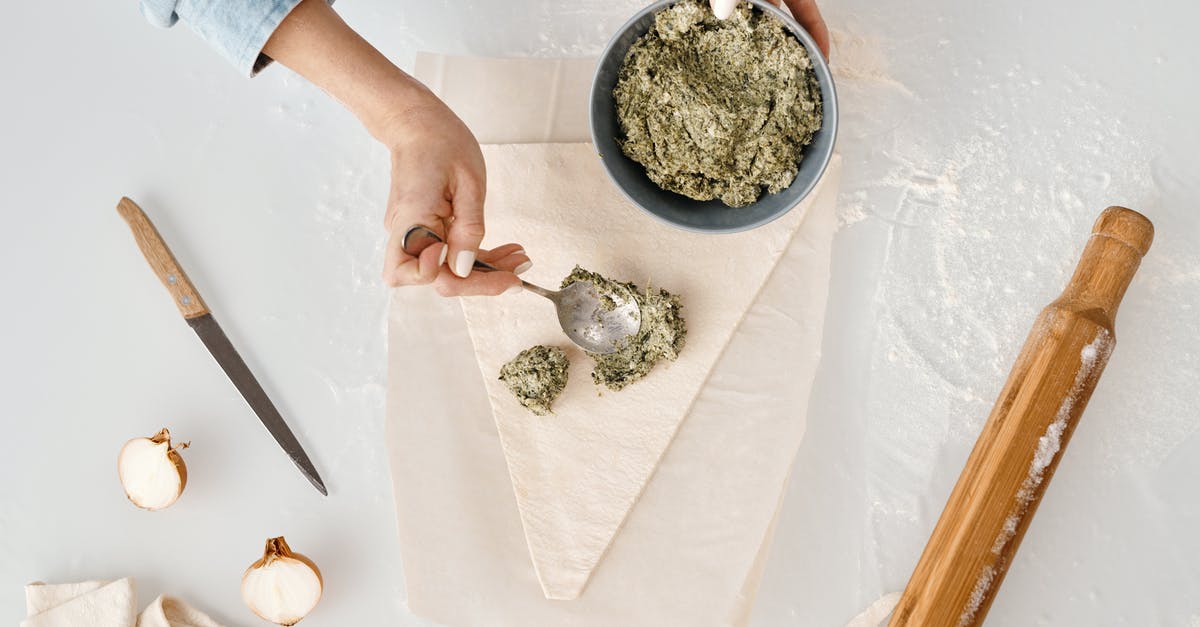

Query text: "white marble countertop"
[1, 1, 1197, 625]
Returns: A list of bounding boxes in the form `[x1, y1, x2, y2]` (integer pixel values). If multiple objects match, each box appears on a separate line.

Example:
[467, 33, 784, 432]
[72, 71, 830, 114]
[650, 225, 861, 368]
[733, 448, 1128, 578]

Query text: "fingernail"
[454, 250, 476, 278]
[437, 244, 449, 267]
[514, 260, 533, 275]
[504, 283, 524, 295]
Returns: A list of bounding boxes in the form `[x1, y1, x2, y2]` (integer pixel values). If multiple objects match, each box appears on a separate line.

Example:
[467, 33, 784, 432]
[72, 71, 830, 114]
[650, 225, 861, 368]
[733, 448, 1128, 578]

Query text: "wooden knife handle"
[116, 197, 210, 319]
[890, 206, 1152, 627]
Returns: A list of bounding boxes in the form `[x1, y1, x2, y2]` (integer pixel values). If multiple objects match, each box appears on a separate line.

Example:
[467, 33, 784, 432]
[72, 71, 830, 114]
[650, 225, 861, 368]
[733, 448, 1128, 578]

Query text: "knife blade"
[116, 197, 327, 495]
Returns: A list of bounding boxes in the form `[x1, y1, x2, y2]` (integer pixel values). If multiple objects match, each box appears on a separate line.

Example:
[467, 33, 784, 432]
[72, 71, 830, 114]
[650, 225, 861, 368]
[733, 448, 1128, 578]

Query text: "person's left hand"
[710, 0, 831, 59]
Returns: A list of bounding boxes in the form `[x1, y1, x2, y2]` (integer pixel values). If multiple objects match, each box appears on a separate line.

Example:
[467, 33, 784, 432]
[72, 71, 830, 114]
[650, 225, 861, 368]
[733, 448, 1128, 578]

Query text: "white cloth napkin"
[386, 54, 841, 625]
[21, 578, 221, 627]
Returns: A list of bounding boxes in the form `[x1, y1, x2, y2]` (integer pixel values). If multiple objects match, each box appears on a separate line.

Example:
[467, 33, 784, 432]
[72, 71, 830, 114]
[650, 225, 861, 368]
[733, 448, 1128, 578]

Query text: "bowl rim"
[589, 0, 840, 234]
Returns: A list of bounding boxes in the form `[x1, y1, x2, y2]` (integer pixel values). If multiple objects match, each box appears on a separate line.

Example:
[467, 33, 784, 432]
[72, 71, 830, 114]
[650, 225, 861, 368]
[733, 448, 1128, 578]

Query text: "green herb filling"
[562, 266, 688, 391]
[613, 0, 823, 207]
[499, 345, 570, 416]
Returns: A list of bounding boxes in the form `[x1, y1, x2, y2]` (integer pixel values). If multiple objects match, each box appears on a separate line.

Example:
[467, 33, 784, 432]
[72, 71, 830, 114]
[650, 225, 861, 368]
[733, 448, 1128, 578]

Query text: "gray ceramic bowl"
[590, 0, 838, 233]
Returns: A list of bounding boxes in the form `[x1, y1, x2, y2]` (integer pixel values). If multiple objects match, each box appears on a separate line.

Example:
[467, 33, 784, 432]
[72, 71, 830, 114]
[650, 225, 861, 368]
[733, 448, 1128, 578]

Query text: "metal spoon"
[401, 225, 641, 354]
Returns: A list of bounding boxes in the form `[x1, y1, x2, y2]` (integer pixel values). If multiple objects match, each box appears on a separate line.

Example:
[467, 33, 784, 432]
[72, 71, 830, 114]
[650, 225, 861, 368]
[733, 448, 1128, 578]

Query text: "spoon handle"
[518, 281, 554, 299]
[473, 258, 554, 298]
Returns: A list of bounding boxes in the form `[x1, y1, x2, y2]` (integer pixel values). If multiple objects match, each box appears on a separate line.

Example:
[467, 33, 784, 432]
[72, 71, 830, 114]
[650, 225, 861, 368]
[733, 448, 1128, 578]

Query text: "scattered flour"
[960, 330, 1113, 626]
[958, 565, 994, 627]
[837, 190, 869, 228]
[306, 143, 394, 487]
[830, 30, 916, 98]
[1022, 332, 1111, 495]
[860, 40, 1160, 524]
[835, 15, 1197, 611]
[998, 330, 1113, 552]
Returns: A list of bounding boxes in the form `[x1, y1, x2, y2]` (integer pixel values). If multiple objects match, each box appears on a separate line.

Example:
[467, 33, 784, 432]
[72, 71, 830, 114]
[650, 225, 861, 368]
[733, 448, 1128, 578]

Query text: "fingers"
[478, 243, 532, 274]
[710, 0, 738, 19]
[382, 226, 447, 287]
[381, 151, 454, 287]
[429, 243, 530, 297]
[781, 0, 831, 59]
[710, 0, 830, 60]
[432, 267, 522, 297]
[382, 235, 530, 296]
[446, 170, 487, 279]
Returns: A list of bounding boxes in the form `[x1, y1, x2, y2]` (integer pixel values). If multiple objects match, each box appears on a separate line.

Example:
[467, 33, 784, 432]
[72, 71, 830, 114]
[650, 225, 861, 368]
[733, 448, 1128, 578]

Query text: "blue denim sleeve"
[140, 0, 305, 77]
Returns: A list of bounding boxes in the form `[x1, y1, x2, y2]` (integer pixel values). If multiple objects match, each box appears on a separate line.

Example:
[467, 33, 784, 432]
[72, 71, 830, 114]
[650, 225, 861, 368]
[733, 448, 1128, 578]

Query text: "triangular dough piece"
[461, 143, 826, 599]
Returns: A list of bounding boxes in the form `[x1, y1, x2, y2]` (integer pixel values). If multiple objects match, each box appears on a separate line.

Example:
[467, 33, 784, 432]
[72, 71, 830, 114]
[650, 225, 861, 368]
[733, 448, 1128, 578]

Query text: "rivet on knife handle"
[116, 197, 210, 319]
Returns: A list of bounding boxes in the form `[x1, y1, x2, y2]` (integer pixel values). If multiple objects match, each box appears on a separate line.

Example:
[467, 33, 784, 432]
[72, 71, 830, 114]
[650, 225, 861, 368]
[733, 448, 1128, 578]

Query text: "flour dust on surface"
[805, 9, 1200, 622]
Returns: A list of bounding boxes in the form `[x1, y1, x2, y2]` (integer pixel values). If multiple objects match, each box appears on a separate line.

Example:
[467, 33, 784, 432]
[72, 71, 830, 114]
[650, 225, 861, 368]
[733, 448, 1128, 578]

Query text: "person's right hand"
[261, 0, 529, 296]
[377, 93, 531, 296]
[710, 0, 831, 59]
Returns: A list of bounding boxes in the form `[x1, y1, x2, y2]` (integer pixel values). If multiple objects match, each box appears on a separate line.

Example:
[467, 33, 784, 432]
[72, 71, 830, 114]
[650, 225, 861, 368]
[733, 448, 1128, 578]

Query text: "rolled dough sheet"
[385, 55, 841, 623]
[411, 54, 595, 144]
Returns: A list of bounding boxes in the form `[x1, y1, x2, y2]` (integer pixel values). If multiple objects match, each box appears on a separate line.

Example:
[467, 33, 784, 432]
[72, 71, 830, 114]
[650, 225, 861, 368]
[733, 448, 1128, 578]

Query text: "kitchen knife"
[116, 197, 327, 496]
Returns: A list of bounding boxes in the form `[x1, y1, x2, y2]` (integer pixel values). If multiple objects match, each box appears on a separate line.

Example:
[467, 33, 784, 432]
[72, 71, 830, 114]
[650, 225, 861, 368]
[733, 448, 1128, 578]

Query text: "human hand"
[261, 0, 528, 296]
[710, 0, 830, 59]
[377, 96, 530, 295]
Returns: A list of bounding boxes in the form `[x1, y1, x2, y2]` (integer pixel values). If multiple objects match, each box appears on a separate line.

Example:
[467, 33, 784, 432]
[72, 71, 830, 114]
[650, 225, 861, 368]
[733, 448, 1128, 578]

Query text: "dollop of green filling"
[613, 0, 823, 207]
[499, 345, 570, 416]
[563, 266, 687, 391]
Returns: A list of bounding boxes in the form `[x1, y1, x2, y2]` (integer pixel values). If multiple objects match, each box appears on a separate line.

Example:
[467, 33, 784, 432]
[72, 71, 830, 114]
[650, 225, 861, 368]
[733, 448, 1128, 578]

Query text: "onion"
[117, 428, 188, 510]
[241, 537, 323, 625]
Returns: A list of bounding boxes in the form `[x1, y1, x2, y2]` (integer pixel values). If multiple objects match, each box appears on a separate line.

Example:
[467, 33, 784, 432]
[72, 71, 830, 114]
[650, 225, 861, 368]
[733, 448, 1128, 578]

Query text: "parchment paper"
[386, 55, 841, 624]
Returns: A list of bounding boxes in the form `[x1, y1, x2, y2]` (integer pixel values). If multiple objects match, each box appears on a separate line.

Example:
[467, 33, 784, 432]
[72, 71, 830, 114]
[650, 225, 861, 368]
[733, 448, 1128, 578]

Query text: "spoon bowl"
[550, 280, 642, 354]
[401, 225, 641, 354]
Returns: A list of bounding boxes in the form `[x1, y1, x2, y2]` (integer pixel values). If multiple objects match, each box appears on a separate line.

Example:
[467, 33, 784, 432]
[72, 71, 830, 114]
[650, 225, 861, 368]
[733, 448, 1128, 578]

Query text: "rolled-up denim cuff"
[185, 0, 304, 77]
[142, 0, 340, 77]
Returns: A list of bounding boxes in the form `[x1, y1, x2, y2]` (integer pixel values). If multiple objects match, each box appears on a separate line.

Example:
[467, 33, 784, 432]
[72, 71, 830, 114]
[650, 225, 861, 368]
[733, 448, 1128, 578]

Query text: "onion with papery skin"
[117, 428, 188, 510]
[241, 537, 323, 625]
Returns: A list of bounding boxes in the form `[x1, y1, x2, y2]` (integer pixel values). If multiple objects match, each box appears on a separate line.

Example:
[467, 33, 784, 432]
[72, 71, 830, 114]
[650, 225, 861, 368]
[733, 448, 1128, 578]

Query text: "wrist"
[263, 0, 441, 147]
[362, 81, 447, 149]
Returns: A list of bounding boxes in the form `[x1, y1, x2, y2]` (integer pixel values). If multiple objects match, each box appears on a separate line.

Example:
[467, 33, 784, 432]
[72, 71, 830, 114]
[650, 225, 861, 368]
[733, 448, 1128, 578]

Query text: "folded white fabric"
[137, 594, 223, 627]
[21, 578, 221, 627]
[22, 579, 135, 627]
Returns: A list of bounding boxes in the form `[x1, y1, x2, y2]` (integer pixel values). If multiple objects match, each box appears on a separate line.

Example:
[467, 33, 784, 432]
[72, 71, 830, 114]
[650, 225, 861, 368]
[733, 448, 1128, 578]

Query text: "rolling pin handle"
[1093, 206, 1154, 256]
[1054, 206, 1154, 322]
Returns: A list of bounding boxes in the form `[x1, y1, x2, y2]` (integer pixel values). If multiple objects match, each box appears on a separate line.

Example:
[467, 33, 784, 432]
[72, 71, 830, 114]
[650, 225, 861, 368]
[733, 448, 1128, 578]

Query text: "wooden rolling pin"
[890, 206, 1153, 626]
